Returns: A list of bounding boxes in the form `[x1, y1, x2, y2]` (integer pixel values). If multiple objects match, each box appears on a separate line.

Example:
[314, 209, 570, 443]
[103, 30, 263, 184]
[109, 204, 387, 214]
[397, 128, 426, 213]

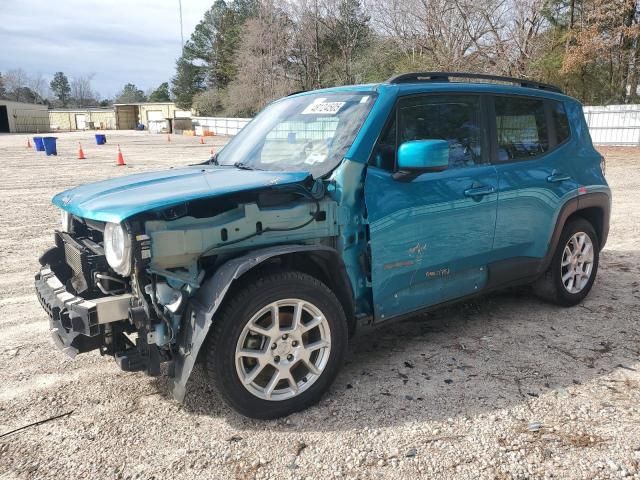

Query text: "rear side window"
[495, 97, 548, 161]
[551, 101, 570, 144]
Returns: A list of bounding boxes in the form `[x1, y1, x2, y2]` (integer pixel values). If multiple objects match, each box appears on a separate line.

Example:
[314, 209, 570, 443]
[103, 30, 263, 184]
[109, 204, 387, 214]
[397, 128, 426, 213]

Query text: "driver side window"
[397, 95, 484, 169]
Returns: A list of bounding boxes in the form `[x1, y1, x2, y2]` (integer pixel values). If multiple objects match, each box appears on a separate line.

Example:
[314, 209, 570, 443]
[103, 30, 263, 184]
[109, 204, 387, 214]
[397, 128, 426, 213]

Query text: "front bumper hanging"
[35, 266, 133, 357]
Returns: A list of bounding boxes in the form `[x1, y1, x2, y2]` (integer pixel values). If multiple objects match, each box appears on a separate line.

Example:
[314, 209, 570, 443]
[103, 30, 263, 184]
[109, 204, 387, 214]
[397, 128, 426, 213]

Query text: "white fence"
[583, 105, 640, 145]
[192, 107, 640, 146]
[192, 116, 252, 136]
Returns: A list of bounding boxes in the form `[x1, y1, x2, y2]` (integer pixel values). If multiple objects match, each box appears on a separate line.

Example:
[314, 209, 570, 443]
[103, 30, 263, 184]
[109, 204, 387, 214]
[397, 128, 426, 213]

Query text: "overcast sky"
[0, 0, 213, 98]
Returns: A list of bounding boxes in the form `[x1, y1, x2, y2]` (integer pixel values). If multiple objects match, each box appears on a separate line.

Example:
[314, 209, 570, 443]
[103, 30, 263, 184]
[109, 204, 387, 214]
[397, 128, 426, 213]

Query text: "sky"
[0, 0, 213, 98]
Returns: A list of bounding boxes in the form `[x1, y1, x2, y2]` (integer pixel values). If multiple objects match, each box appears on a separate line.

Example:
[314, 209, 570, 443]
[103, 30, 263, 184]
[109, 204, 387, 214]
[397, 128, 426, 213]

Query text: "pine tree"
[148, 82, 171, 102]
[114, 83, 147, 103]
[50, 72, 71, 106]
[171, 56, 205, 109]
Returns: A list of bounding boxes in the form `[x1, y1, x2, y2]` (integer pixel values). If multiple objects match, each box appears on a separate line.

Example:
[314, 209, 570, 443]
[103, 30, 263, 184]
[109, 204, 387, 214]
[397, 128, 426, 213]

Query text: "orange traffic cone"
[26, 137, 32, 148]
[167, 134, 171, 143]
[199, 136, 205, 144]
[116, 145, 126, 166]
[78, 142, 86, 159]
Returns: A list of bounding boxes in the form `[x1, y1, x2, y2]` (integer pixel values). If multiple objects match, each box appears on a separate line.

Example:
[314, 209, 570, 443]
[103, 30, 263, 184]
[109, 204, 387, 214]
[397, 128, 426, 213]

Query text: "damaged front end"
[36, 173, 340, 399]
[34, 218, 172, 374]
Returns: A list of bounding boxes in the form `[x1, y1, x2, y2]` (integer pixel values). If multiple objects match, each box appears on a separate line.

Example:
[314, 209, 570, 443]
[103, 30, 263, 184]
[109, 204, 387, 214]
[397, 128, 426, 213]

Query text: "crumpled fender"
[171, 244, 339, 401]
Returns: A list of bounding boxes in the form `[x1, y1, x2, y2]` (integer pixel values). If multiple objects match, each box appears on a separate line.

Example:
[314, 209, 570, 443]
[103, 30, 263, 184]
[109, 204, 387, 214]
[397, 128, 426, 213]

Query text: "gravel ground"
[0, 132, 639, 480]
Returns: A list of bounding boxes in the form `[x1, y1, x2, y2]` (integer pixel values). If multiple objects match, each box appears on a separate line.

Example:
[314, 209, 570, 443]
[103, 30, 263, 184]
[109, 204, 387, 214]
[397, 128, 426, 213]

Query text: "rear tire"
[204, 270, 348, 419]
[534, 218, 599, 306]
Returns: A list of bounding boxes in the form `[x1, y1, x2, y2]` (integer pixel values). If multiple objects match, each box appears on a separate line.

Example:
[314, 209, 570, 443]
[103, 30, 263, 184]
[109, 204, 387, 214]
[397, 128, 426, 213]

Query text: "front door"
[365, 94, 498, 321]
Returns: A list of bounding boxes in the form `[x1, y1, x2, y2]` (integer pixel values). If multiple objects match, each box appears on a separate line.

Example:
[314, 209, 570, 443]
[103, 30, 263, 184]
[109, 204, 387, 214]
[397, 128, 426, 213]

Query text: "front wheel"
[204, 270, 348, 419]
[534, 218, 600, 306]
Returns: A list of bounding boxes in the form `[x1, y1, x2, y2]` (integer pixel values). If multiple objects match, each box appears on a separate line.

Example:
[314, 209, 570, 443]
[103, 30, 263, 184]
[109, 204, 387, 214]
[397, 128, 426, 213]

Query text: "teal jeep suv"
[36, 72, 610, 418]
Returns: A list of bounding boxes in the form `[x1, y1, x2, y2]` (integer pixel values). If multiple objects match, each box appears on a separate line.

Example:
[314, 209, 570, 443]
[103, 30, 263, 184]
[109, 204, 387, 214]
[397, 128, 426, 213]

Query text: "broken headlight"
[104, 222, 132, 276]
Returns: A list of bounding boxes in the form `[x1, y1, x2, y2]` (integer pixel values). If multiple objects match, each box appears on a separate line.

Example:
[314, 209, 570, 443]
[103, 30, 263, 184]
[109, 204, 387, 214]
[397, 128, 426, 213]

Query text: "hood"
[52, 166, 311, 223]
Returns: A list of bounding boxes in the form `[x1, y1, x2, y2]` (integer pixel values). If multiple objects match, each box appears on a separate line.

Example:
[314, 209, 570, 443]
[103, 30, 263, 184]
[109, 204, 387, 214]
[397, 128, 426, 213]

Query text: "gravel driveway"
[0, 132, 638, 479]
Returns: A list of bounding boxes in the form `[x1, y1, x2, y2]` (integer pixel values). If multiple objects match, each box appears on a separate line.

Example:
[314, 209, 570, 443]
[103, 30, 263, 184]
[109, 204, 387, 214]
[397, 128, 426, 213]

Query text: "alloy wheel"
[234, 299, 331, 401]
[561, 232, 594, 294]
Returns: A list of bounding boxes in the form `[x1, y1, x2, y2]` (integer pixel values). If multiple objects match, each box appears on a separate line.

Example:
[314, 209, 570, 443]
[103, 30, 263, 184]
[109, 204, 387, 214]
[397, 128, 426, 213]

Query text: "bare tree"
[287, 0, 328, 89]
[370, 0, 504, 71]
[320, 0, 370, 84]
[28, 72, 50, 100]
[226, 0, 294, 115]
[71, 74, 98, 106]
[4, 68, 29, 96]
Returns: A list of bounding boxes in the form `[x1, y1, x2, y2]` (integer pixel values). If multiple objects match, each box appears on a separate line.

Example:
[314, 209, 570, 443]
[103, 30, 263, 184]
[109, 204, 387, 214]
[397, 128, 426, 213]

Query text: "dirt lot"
[0, 132, 638, 479]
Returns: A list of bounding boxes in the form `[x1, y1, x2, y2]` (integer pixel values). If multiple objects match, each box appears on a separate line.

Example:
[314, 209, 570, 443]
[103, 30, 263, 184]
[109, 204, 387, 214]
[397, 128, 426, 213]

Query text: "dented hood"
[52, 166, 311, 223]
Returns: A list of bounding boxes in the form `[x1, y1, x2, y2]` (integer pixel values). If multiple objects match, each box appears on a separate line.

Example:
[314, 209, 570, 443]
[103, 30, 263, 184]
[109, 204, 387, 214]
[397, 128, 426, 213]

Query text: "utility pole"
[179, 0, 184, 51]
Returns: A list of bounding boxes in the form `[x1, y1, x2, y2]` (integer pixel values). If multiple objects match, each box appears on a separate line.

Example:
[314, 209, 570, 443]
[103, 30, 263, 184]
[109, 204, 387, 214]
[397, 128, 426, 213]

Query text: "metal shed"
[0, 100, 49, 133]
[49, 108, 116, 130]
[114, 102, 190, 132]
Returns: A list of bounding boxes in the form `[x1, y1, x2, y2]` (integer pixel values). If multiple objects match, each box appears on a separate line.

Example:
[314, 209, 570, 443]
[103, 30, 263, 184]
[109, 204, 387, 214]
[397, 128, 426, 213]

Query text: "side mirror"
[397, 139, 449, 173]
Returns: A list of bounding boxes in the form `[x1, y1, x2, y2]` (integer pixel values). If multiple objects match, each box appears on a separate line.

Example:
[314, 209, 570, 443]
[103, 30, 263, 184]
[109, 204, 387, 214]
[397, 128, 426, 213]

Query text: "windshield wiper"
[195, 152, 219, 166]
[233, 162, 256, 170]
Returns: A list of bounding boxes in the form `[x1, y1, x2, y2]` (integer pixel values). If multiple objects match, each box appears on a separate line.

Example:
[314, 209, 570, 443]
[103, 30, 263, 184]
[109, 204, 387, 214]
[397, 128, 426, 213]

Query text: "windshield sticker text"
[302, 101, 345, 115]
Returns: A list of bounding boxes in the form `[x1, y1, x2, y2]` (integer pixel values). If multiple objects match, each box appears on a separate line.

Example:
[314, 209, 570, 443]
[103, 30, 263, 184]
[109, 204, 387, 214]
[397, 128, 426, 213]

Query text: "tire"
[534, 218, 600, 306]
[204, 270, 348, 419]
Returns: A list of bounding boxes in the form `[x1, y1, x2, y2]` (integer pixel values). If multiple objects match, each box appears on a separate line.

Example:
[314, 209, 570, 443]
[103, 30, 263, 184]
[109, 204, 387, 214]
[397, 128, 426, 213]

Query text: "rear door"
[365, 94, 498, 321]
[490, 95, 579, 269]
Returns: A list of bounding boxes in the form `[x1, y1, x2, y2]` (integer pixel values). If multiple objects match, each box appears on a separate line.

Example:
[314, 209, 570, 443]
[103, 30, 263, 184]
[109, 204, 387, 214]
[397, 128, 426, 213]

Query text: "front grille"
[64, 240, 83, 275]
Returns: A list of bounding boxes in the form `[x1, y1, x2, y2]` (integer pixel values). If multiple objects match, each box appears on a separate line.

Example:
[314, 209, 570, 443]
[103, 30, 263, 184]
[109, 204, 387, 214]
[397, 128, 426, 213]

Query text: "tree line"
[3, 0, 638, 113]
[0, 69, 170, 108]
[172, 0, 640, 116]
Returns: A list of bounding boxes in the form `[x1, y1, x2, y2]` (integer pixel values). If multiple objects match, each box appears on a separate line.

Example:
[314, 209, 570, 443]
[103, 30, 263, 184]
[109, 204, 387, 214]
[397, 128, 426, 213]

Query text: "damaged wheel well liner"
[225, 250, 357, 337]
[171, 244, 355, 402]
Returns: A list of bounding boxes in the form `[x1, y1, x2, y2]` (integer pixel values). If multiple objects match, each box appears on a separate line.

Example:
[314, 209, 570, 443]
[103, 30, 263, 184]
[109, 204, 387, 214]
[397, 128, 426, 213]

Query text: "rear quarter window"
[494, 96, 549, 161]
[551, 101, 571, 144]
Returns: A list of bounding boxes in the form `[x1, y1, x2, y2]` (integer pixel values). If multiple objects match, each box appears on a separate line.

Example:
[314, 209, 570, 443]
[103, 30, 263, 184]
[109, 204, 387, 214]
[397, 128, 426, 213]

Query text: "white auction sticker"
[302, 101, 345, 115]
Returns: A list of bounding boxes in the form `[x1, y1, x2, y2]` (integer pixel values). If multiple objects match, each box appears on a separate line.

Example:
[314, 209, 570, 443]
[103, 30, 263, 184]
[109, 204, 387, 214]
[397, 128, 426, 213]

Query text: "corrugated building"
[49, 108, 116, 130]
[0, 100, 49, 133]
[48, 102, 191, 132]
[114, 103, 191, 132]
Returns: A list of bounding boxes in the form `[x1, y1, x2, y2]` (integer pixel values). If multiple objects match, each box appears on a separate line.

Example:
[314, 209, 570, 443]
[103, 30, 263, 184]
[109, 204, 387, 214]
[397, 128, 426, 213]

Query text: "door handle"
[464, 185, 495, 197]
[547, 172, 572, 183]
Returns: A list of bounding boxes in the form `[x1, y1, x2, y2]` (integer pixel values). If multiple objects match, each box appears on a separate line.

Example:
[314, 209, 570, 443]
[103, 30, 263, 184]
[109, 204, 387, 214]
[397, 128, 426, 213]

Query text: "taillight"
[599, 154, 606, 177]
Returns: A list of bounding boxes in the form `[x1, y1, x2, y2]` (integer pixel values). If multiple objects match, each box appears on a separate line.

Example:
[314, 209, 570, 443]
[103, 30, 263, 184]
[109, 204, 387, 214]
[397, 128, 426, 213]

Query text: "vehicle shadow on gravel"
[154, 249, 640, 431]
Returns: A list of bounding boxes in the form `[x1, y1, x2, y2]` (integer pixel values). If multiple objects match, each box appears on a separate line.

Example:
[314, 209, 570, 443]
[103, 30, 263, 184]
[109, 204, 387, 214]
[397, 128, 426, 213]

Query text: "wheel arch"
[170, 244, 354, 402]
[544, 191, 610, 272]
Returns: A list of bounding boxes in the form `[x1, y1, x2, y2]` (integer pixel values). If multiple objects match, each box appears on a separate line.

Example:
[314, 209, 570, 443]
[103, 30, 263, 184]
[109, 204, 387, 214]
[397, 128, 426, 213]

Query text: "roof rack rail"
[385, 72, 563, 93]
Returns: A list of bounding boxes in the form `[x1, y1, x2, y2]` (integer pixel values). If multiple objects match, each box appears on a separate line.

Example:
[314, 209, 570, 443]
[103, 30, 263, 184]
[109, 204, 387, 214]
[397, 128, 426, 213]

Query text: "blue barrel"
[33, 136, 45, 151]
[95, 134, 107, 145]
[42, 137, 58, 156]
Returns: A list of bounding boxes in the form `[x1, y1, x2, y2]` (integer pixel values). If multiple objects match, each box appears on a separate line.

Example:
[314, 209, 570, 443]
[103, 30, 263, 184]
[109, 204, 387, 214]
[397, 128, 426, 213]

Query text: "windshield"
[216, 91, 377, 177]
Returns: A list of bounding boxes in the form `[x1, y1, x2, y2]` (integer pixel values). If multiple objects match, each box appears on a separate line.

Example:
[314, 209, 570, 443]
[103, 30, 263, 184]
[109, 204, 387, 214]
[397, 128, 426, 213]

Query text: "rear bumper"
[35, 266, 133, 357]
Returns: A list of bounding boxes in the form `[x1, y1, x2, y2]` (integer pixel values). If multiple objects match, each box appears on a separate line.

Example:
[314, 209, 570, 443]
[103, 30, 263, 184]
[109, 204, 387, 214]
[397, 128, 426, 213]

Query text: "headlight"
[104, 222, 132, 276]
[60, 210, 72, 233]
